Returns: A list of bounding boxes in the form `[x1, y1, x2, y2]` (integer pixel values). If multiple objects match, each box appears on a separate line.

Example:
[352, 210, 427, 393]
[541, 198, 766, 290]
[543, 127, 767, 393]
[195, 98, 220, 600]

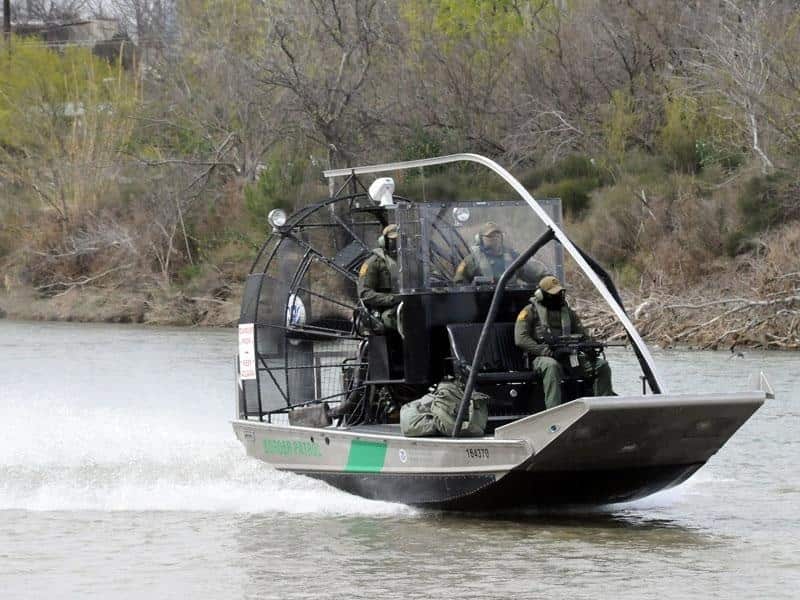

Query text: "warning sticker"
[238, 323, 256, 380]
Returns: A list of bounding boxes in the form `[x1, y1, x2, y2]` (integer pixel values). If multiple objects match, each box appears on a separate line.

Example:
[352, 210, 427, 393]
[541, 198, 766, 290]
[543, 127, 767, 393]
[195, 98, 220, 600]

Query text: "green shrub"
[663, 131, 700, 173]
[572, 183, 642, 267]
[177, 263, 202, 283]
[516, 154, 607, 219]
[535, 177, 597, 218]
[520, 154, 607, 189]
[618, 150, 666, 179]
[659, 95, 701, 174]
[400, 126, 445, 163]
[617, 262, 642, 290]
[737, 172, 800, 235]
[695, 140, 744, 171]
[604, 89, 638, 163]
[724, 230, 754, 257]
[244, 157, 306, 225]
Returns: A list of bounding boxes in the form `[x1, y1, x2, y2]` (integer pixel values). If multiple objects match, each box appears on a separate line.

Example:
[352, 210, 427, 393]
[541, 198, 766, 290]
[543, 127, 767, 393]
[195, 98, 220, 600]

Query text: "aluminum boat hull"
[232, 391, 764, 509]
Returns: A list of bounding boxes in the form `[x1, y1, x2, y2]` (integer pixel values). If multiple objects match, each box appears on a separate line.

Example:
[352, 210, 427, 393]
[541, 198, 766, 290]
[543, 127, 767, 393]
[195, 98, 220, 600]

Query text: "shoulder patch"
[359, 261, 370, 277]
[517, 307, 529, 322]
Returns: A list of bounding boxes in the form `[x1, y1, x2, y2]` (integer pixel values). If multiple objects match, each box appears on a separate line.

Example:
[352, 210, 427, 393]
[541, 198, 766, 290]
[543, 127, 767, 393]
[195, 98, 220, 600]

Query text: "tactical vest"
[470, 246, 516, 282]
[531, 298, 571, 342]
[372, 248, 399, 289]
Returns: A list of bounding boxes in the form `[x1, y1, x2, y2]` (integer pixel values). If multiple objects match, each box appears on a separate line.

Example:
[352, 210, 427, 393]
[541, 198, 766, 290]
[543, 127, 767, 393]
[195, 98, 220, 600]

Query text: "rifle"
[547, 334, 626, 364]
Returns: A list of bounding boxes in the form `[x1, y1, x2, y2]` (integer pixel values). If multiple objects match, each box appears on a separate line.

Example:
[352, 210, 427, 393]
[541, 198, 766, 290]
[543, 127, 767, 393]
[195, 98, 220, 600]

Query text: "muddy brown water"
[1, 320, 797, 599]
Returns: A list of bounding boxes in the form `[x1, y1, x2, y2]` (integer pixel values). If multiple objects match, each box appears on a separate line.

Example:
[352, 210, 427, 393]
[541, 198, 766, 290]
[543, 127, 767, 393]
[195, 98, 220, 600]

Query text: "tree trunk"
[748, 112, 774, 175]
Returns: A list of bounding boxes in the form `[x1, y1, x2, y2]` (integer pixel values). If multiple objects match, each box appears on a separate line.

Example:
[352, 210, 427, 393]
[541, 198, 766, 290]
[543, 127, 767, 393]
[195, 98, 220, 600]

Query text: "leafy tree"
[659, 94, 700, 173]
[604, 89, 638, 165]
[0, 38, 137, 232]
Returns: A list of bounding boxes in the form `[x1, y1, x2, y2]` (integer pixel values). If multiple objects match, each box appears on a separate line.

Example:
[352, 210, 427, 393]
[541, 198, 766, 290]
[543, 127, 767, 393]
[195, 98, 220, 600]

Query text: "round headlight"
[453, 207, 470, 224]
[268, 208, 287, 229]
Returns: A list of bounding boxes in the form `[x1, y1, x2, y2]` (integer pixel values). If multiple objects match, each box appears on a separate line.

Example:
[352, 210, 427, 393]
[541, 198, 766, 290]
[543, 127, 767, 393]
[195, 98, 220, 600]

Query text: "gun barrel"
[551, 340, 627, 350]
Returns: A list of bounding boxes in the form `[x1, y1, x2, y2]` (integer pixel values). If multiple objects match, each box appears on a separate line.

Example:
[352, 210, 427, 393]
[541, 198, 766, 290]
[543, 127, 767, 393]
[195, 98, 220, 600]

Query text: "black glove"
[534, 345, 553, 358]
[581, 346, 600, 361]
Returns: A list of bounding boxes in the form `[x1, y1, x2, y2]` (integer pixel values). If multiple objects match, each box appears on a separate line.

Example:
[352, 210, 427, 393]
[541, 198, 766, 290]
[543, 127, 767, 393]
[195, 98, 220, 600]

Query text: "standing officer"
[454, 221, 550, 285]
[358, 224, 400, 331]
[514, 275, 615, 409]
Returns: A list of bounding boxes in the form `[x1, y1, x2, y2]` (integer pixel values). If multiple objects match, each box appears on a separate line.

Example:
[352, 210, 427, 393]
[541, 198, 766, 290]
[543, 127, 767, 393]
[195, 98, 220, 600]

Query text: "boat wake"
[0, 398, 410, 516]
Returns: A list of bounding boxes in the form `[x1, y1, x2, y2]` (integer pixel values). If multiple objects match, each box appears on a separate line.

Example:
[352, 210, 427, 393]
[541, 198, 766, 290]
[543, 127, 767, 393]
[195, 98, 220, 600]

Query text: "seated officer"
[514, 275, 615, 409]
[357, 224, 400, 331]
[453, 221, 550, 285]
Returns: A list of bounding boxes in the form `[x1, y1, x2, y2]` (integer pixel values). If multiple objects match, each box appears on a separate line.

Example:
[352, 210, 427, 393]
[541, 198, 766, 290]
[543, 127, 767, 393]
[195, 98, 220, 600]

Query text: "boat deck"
[344, 423, 403, 436]
[344, 423, 496, 440]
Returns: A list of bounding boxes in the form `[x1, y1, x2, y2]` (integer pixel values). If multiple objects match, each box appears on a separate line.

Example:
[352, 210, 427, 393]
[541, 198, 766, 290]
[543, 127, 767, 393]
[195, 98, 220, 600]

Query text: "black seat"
[446, 322, 543, 427]
[445, 322, 534, 383]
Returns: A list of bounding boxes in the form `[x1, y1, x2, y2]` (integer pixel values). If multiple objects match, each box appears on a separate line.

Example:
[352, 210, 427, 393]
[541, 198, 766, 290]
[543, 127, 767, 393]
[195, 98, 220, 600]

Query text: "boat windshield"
[394, 199, 563, 293]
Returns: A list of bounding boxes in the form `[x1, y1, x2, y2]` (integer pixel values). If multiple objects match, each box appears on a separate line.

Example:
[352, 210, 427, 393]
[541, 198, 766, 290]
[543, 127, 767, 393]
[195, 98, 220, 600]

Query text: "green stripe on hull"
[345, 439, 388, 472]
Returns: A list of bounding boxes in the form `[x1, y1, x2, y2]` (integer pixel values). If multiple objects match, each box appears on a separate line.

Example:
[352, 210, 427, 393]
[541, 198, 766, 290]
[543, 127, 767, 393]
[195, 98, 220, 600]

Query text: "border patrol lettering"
[264, 439, 322, 457]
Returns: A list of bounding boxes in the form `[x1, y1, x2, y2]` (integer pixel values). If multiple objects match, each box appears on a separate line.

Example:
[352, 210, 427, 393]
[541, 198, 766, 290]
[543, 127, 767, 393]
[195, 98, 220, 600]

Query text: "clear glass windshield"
[395, 200, 563, 292]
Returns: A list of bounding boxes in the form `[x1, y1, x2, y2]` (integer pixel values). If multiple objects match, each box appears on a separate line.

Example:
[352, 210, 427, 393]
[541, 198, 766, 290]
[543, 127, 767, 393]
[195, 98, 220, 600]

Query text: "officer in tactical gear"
[358, 224, 400, 331]
[453, 221, 550, 285]
[514, 275, 615, 409]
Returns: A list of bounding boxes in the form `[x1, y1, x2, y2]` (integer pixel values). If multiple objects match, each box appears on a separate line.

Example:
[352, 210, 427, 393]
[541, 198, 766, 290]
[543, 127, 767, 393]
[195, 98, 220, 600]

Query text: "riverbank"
[0, 286, 241, 328]
[3, 278, 798, 350]
[575, 293, 800, 351]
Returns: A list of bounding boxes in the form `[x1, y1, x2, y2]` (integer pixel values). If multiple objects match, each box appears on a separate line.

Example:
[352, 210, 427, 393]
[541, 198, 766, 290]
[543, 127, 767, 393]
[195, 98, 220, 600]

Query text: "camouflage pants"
[533, 354, 614, 409]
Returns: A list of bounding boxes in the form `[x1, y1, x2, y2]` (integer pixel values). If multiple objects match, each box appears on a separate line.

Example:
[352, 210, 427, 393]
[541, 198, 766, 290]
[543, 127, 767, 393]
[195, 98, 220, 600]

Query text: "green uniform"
[514, 297, 614, 409]
[357, 248, 400, 330]
[454, 246, 550, 285]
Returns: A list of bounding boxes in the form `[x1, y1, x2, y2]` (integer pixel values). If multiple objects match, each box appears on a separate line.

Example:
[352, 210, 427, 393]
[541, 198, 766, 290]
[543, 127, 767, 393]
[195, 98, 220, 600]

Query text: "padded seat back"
[446, 322, 527, 375]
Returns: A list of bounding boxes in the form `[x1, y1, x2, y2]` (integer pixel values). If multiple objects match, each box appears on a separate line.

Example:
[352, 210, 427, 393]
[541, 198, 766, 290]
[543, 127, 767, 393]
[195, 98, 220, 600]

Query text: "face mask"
[384, 237, 397, 257]
[542, 290, 565, 309]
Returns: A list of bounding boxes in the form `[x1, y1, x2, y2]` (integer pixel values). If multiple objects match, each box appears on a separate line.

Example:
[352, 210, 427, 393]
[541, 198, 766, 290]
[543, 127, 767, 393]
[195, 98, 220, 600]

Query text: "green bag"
[430, 381, 489, 437]
[400, 396, 438, 437]
[400, 381, 489, 437]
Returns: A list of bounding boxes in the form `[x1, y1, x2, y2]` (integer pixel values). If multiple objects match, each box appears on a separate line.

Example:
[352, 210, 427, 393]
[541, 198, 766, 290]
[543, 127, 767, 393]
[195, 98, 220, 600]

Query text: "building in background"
[12, 18, 137, 70]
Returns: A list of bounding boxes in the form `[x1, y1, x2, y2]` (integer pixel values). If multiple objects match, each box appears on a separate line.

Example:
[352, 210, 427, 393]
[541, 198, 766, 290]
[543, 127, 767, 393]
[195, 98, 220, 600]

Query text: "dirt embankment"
[0, 285, 242, 327]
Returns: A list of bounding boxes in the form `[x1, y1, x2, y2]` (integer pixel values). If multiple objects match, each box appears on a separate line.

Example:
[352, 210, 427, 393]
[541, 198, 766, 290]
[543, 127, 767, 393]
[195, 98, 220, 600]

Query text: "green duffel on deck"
[400, 381, 489, 437]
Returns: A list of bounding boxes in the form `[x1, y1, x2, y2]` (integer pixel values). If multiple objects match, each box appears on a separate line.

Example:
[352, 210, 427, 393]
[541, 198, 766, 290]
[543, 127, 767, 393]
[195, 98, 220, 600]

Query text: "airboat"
[231, 153, 772, 510]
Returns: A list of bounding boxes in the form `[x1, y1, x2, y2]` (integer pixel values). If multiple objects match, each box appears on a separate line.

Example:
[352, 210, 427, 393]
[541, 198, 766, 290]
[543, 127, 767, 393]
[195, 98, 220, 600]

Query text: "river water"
[0, 320, 797, 599]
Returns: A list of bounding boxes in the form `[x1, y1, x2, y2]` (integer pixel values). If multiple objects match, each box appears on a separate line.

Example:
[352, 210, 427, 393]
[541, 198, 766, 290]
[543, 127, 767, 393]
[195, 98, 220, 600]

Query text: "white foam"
[0, 397, 411, 516]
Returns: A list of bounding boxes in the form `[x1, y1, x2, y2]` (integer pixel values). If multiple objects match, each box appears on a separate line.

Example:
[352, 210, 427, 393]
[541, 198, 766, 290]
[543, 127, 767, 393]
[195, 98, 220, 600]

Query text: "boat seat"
[446, 322, 534, 383]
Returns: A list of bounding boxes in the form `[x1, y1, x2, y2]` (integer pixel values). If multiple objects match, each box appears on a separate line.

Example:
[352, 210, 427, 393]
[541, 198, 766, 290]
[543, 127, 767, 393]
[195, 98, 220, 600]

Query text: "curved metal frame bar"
[452, 229, 555, 436]
[247, 192, 382, 415]
[324, 153, 666, 394]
